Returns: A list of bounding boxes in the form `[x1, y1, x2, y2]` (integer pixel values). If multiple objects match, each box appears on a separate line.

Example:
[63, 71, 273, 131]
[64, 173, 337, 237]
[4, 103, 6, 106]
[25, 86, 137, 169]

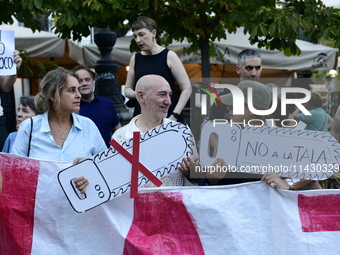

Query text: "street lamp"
[93, 28, 131, 123]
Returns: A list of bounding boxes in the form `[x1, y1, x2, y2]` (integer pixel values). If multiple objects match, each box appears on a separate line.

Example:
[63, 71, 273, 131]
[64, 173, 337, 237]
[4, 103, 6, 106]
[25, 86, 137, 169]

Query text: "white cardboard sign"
[58, 122, 194, 212]
[0, 30, 16, 76]
[199, 121, 340, 180]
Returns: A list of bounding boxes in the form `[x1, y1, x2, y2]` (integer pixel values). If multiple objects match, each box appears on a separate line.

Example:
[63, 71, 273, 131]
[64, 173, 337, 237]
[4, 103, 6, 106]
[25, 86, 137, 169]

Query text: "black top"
[133, 48, 183, 122]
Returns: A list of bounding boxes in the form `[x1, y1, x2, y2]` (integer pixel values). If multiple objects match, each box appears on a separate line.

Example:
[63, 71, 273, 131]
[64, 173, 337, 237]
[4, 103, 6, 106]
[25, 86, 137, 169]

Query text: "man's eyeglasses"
[245, 65, 262, 71]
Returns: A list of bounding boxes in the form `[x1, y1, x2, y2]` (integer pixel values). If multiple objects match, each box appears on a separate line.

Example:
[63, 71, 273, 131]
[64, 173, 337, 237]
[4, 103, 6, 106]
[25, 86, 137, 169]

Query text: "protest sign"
[199, 120, 340, 179]
[58, 122, 194, 212]
[0, 30, 16, 75]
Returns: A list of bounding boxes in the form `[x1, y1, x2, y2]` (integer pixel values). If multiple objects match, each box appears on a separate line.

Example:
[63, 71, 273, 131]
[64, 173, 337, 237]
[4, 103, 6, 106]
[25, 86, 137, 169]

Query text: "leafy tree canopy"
[2, 0, 340, 76]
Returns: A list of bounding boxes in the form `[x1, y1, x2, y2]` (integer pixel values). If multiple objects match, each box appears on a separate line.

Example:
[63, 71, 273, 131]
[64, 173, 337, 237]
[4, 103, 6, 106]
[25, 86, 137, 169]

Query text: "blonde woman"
[11, 67, 106, 161]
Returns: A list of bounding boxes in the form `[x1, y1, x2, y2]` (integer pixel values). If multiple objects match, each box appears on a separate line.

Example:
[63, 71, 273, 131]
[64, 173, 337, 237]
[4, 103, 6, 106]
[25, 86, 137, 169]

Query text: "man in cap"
[209, 49, 294, 127]
[205, 80, 274, 185]
[220, 80, 272, 126]
[205, 80, 309, 190]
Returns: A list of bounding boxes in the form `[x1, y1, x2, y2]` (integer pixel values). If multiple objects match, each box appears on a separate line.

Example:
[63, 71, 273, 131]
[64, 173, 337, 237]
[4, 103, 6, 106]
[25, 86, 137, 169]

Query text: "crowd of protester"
[1, 17, 339, 193]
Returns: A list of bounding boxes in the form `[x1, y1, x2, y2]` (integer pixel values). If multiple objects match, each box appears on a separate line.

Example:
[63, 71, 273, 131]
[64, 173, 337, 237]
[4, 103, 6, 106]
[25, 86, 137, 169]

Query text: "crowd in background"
[1, 17, 340, 193]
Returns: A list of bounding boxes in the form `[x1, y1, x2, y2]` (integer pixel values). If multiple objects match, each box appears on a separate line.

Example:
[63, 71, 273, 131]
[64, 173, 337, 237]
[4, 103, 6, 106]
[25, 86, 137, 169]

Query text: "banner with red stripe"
[1, 153, 340, 255]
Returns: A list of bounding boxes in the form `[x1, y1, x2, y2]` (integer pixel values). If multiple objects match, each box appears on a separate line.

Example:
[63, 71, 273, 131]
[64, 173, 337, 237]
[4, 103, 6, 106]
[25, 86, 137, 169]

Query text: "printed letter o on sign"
[0, 42, 5, 55]
[0, 57, 13, 69]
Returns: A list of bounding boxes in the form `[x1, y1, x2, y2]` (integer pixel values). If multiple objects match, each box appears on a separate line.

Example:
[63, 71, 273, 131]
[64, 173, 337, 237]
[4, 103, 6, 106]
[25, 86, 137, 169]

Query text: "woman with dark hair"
[11, 67, 106, 161]
[124, 16, 192, 123]
[2, 96, 37, 153]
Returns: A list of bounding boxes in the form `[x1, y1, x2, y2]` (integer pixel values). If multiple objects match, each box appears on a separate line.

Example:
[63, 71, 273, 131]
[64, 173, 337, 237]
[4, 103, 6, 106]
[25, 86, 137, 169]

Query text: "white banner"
[1, 153, 340, 255]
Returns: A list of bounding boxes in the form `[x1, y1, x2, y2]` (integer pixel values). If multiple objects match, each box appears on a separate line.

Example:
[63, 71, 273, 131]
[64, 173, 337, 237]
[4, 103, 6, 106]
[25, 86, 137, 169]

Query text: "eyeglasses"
[245, 65, 262, 71]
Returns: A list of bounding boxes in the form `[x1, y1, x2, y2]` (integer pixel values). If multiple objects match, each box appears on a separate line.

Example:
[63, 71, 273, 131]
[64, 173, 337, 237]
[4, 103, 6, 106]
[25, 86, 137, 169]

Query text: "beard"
[80, 92, 93, 101]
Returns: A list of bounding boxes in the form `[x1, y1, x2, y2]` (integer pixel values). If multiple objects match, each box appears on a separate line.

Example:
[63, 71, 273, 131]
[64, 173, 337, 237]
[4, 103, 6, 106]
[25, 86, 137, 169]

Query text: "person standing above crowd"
[2, 96, 37, 153]
[0, 50, 22, 150]
[124, 16, 192, 123]
[11, 67, 107, 162]
[72, 65, 121, 148]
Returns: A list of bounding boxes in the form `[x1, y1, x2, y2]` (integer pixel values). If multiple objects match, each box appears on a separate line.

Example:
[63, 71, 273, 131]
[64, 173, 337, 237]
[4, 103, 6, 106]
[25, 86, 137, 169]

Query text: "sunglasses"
[245, 65, 262, 71]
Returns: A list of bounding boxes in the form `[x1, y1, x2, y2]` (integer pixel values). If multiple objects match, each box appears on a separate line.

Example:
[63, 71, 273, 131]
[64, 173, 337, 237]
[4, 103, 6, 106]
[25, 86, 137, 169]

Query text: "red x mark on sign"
[109, 132, 163, 198]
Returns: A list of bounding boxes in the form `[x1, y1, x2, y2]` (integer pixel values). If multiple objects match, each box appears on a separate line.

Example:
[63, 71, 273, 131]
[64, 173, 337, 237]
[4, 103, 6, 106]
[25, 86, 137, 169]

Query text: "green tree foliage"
[2, 0, 340, 77]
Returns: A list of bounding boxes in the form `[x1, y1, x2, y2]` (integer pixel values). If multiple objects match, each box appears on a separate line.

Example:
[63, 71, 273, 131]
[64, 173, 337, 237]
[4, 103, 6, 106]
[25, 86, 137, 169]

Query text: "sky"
[322, 0, 340, 7]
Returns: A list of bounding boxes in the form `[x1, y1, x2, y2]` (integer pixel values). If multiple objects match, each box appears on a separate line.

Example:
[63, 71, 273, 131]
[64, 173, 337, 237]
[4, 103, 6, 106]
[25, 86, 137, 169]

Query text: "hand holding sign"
[0, 30, 16, 76]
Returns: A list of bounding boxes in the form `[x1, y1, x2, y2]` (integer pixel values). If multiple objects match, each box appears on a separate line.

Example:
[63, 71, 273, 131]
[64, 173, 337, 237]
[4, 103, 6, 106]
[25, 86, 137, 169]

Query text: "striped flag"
[1, 153, 340, 255]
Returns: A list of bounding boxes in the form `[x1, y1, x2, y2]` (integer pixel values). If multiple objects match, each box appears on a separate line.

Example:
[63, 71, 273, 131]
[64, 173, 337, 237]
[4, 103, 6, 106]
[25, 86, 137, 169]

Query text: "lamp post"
[93, 28, 131, 123]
